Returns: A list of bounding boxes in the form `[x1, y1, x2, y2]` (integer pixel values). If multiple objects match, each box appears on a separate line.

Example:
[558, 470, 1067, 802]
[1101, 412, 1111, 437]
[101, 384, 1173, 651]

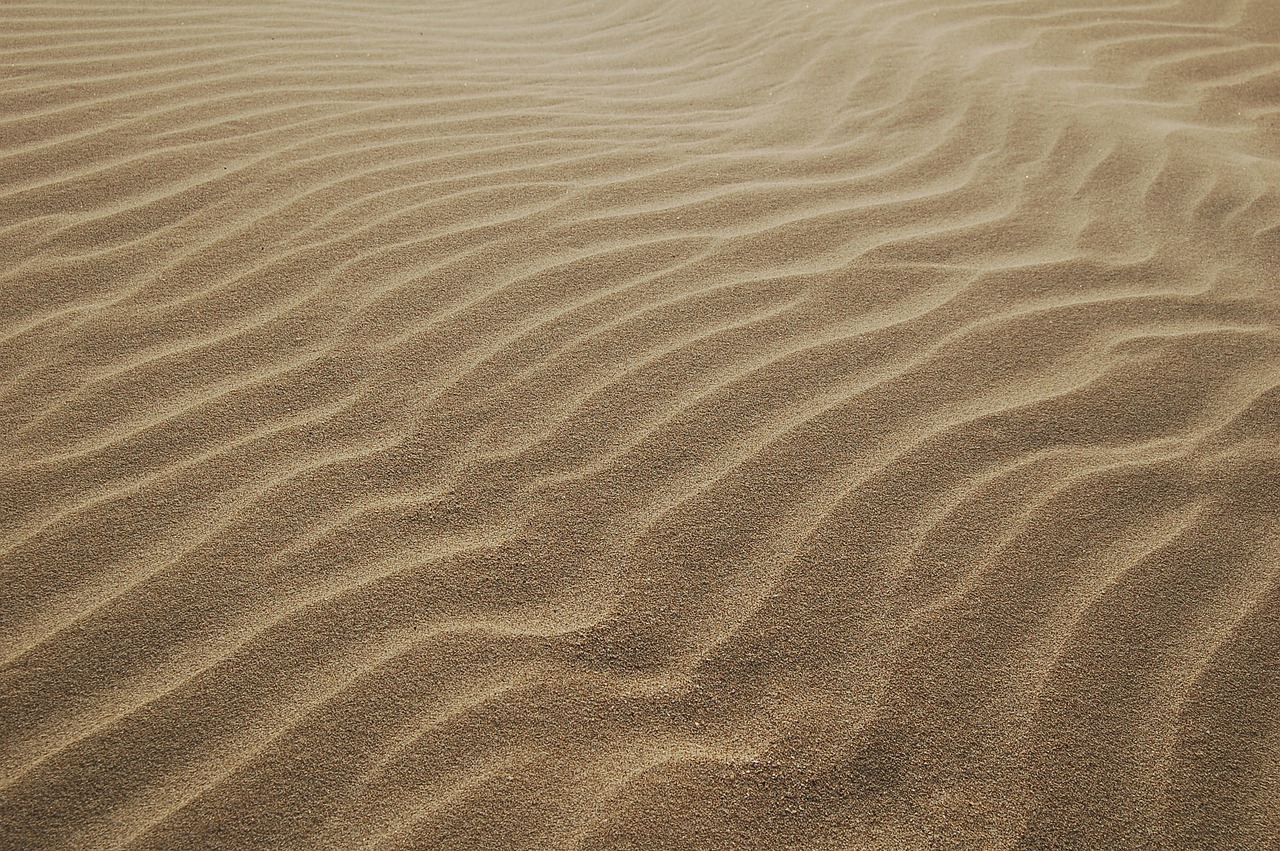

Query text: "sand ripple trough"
[2, 1, 1278, 848]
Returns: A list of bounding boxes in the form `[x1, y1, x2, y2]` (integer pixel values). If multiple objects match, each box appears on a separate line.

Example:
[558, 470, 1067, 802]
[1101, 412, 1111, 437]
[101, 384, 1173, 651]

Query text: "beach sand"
[2, 1, 1279, 848]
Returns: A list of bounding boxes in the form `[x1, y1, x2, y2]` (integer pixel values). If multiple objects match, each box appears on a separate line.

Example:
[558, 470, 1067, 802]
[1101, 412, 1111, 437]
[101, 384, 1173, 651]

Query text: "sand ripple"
[2, 0, 1278, 848]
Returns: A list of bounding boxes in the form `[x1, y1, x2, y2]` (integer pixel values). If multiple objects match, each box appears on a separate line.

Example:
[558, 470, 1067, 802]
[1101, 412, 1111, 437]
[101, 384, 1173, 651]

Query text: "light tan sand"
[2, 1, 1279, 848]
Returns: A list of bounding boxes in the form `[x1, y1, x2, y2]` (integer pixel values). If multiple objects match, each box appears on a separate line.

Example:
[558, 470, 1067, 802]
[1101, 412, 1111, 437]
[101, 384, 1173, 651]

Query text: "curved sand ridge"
[2, 0, 1279, 848]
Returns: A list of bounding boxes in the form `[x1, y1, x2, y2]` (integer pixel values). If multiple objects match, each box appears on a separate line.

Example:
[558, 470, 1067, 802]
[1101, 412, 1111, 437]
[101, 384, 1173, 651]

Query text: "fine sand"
[2, 1, 1279, 849]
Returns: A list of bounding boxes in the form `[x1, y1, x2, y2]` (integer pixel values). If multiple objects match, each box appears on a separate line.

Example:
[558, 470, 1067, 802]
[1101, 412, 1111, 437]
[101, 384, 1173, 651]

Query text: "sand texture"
[2, 0, 1280, 848]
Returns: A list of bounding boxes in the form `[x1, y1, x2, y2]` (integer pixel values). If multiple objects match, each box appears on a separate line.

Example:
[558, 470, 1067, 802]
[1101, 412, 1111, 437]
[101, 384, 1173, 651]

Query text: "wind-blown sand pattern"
[2, 0, 1279, 848]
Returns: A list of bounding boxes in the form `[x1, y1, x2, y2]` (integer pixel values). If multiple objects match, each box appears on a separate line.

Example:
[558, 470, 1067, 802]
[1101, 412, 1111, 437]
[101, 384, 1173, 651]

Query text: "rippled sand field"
[2, 1, 1279, 848]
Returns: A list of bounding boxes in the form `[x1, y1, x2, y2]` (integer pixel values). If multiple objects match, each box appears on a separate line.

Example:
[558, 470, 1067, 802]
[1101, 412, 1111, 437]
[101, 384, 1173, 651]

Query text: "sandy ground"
[2, 1, 1279, 848]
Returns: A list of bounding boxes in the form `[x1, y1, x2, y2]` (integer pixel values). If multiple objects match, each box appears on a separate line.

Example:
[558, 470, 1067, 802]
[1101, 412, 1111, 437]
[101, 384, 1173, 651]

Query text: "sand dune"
[2, 0, 1279, 848]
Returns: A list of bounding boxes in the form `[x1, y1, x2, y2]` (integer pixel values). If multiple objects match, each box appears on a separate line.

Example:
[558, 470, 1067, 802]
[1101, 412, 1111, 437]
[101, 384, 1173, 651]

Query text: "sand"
[1, 0, 1278, 848]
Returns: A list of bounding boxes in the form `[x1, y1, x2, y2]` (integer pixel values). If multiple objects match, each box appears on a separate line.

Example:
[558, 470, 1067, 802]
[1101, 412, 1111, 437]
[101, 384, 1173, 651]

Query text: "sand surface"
[2, 1, 1279, 848]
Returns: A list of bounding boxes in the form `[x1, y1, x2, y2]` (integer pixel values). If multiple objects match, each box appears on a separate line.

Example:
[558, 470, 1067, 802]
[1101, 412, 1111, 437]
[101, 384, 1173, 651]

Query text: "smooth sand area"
[2, 1, 1278, 848]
